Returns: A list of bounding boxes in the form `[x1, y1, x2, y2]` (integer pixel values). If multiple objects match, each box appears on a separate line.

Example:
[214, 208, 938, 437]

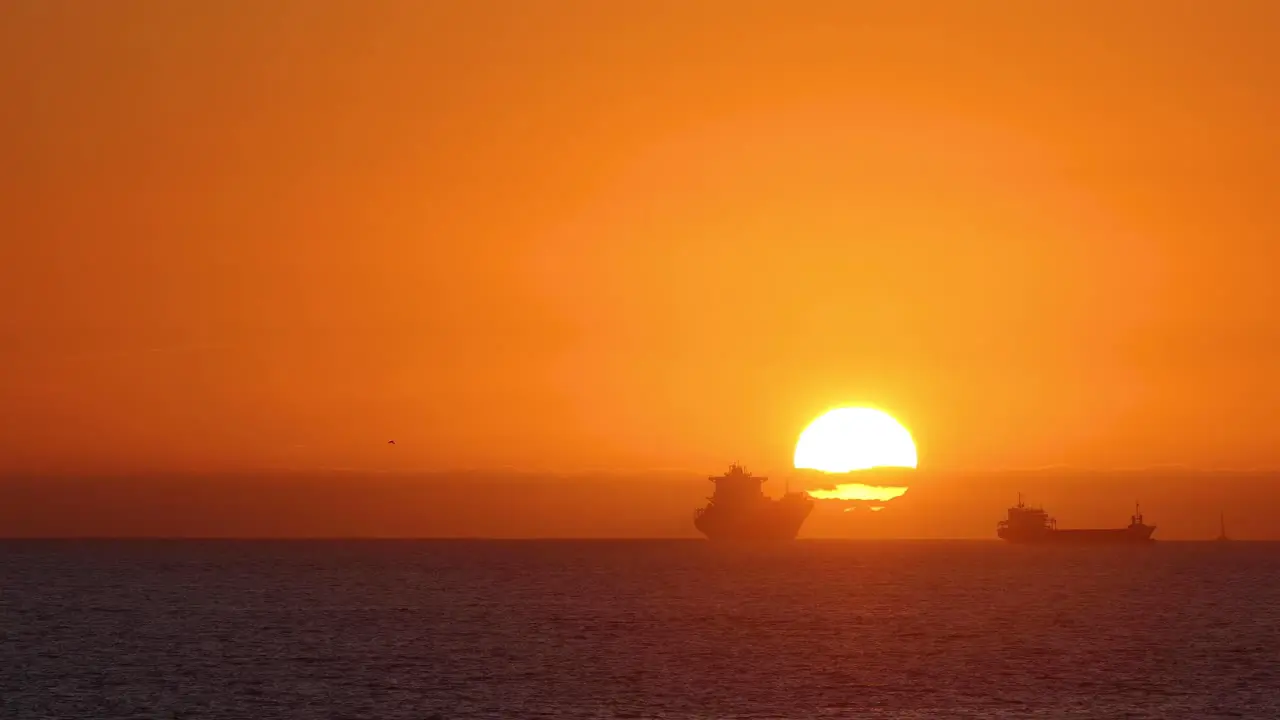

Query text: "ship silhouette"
[694, 463, 814, 541]
[997, 494, 1156, 544]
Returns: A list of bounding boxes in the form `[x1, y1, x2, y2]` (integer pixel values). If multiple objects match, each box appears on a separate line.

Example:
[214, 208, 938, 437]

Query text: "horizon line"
[0, 536, 1271, 542]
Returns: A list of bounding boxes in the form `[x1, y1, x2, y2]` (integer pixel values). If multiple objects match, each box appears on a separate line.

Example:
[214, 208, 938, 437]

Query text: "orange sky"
[3, 1, 1279, 478]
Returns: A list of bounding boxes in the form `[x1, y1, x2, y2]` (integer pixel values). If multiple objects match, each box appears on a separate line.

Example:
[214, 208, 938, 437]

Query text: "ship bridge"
[708, 463, 767, 505]
[997, 494, 1057, 534]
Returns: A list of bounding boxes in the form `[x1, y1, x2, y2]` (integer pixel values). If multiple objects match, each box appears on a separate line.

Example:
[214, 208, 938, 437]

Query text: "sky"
[2, 1, 1279, 486]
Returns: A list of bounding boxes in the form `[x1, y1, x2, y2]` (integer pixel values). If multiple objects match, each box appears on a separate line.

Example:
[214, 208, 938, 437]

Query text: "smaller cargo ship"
[997, 495, 1155, 544]
[694, 463, 814, 541]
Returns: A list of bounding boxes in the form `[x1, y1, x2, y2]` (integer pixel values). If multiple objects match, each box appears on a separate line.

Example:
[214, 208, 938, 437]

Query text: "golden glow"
[794, 408, 918, 473]
[807, 483, 910, 502]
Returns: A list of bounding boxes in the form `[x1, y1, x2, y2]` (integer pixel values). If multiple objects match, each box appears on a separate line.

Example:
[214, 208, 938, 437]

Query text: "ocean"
[2, 540, 1277, 719]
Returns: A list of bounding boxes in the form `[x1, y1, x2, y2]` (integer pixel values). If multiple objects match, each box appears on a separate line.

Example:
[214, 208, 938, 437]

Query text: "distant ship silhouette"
[997, 494, 1156, 544]
[694, 463, 813, 541]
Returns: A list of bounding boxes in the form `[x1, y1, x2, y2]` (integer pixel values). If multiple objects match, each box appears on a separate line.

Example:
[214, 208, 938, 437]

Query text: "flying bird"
[387, 440, 396, 445]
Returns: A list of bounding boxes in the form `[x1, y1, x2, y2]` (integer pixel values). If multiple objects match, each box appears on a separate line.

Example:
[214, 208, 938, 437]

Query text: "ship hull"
[999, 527, 1156, 544]
[694, 504, 812, 541]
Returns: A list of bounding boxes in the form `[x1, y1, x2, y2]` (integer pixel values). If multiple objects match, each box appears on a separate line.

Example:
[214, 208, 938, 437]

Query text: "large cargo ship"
[997, 495, 1156, 544]
[694, 463, 814, 541]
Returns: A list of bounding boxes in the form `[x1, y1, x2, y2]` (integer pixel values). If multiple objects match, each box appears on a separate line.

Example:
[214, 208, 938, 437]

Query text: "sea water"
[2, 539, 1277, 719]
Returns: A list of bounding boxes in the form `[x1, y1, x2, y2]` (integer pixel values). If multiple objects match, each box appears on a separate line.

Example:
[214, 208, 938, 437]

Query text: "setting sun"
[794, 408, 918, 473]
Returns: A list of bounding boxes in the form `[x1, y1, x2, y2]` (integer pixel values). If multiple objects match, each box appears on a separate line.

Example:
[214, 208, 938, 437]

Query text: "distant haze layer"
[0, 469, 1273, 540]
[807, 483, 911, 502]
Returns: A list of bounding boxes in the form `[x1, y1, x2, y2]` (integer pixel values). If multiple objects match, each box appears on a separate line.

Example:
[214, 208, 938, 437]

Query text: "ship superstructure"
[694, 463, 813, 541]
[997, 494, 1155, 544]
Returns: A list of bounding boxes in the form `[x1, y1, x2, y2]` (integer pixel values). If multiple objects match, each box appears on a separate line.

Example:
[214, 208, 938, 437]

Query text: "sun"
[794, 407, 918, 473]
